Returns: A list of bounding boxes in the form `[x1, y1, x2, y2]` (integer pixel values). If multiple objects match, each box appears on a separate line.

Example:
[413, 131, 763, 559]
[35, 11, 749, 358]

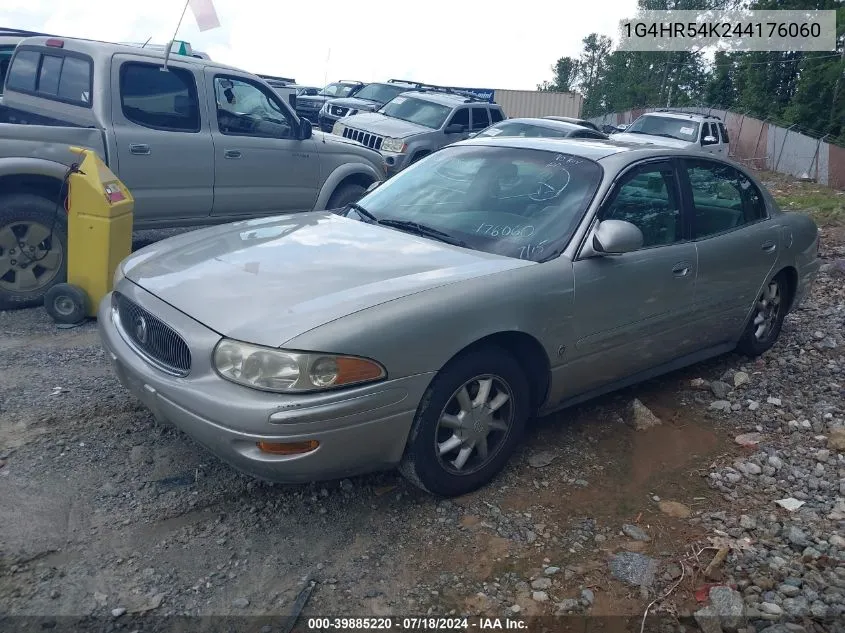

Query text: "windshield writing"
[354, 146, 602, 261]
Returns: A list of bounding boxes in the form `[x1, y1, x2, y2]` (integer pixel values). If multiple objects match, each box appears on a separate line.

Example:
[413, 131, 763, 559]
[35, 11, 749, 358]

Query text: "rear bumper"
[97, 283, 434, 483]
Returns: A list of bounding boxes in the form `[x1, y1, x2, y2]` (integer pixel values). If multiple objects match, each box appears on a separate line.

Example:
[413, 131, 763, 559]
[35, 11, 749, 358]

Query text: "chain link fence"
[588, 106, 845, 190]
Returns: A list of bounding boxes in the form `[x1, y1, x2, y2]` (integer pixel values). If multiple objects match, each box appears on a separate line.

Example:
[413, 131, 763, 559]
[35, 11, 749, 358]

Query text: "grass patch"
[755, 170, 844, 227]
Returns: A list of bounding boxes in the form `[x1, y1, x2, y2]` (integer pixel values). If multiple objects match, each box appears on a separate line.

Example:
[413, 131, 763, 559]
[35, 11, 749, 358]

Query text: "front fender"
[314, 161, 385, 210]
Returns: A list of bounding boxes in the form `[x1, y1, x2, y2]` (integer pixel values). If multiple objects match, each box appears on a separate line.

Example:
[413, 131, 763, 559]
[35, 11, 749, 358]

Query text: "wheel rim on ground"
[52, 295, 77, 317]
[434, 374, 514, 476]
[0, 221, 63, 293]
[753, 280, 781, 342]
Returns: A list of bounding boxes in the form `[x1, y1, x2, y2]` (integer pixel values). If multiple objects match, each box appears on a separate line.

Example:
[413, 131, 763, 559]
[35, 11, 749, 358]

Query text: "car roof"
[453, 135, 724, 165]
[490, 118, 587, 132]
[15, 35, 243, 73]
[398, 89, 494, 107]
[637, 111, 710, 122]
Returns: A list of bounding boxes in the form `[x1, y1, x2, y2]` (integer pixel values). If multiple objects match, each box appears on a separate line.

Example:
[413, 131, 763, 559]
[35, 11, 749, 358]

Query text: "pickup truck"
[0, 36, 387, 310]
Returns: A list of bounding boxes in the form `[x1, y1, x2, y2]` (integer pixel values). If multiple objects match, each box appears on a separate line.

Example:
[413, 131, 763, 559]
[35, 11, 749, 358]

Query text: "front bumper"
[318, 113, 340, 133]
[97, 282, 433, 484]
[382, 151, 411, 176]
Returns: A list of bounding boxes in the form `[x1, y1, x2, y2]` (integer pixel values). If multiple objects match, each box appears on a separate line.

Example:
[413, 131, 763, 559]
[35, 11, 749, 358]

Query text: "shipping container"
[492, 89, 582, 119]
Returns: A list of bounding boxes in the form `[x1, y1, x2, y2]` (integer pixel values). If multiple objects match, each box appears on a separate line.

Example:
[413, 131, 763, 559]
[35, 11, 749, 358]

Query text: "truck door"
[205, 71, 320, 217]
[110, 56, 214, 223]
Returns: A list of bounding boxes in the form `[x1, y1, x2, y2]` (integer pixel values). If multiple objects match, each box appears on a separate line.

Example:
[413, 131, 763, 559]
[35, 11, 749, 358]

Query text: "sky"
[1, 0, 638, 90]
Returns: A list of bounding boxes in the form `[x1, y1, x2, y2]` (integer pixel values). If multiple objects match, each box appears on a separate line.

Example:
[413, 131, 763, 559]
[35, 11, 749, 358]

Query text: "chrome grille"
[331, 105, 348, 117]
[113, 292, 191, 376]
[341, 127, 384, 150]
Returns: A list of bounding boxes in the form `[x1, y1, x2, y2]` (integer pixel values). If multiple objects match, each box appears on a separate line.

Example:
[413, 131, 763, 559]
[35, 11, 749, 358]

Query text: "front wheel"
[326, 183, 367, 210]
[399, 346, 530, 497]
[0, 193, 68, 311]
[736, 273, 789, 357]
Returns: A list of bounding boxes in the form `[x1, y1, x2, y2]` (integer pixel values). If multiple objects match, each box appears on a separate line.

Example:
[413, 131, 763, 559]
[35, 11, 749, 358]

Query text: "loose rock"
[627, 399, 662, 431]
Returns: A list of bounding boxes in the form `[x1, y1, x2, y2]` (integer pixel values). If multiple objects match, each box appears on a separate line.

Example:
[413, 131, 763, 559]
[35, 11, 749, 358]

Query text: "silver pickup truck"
[0, 36, 386, 310]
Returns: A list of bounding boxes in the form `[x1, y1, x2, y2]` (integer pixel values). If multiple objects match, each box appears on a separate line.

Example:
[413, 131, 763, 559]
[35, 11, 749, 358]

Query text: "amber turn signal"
[256, 440, 319, 455]
[334, 356, 385, 385]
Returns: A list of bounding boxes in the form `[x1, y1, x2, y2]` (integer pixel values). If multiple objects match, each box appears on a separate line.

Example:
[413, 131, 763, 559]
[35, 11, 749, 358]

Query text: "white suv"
[611, 111, 729, 155]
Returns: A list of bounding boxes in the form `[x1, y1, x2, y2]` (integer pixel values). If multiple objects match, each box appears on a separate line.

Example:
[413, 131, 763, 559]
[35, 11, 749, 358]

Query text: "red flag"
[188, 0, 221, 31]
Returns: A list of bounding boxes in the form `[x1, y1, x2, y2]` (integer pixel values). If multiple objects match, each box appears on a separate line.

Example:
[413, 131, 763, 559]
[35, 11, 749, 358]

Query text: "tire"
[736, 272, 789, 357]
[399, 346, 530, 497]
[0, 193, 67, 311]
[327, 183, 367, 210]
[44, 283, 89, 325]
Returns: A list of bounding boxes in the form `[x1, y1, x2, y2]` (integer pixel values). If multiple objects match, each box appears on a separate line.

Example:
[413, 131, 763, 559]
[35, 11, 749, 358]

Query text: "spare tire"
[0, 193, 68, 311]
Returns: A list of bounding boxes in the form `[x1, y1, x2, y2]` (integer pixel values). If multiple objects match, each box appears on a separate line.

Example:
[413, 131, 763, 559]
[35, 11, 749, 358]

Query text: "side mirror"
[299, 118, 313, 140]
[702, 135, 717, 144]
[365, 181, 381, 193]
[444, 123, 465, 135]
[589, 219, 643, 255]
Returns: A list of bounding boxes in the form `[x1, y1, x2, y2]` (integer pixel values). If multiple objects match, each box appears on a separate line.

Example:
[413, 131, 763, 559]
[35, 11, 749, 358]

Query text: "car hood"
[329, 96, 381, 111]
[123, 212, 532, 347]
[610, 132, 694, 148]
[342, 112, 431, 138]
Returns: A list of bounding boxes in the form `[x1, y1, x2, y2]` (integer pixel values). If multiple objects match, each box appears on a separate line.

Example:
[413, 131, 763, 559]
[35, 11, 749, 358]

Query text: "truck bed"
[0, 105, 108, 166]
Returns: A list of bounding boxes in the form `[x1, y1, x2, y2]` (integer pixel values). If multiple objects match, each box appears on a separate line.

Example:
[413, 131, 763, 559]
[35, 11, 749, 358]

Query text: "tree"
[537, 57, 579, 92]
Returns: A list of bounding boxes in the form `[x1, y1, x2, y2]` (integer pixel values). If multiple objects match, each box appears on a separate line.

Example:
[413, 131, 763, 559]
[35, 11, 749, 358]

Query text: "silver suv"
[334, 89, 506, 175]
[611, 111, 729, 156]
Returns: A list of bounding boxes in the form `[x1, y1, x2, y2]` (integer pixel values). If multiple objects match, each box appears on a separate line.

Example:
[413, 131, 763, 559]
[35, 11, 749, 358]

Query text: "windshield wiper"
[345, 203, 379, 224]
[378, 219, 467, 247]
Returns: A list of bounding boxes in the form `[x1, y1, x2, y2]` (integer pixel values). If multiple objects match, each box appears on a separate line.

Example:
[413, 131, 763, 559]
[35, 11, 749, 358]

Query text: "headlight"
[213, 339, 386, 393]
[320, 102, 329, 113]
[333, 122, 346, 136]
[381, 137, 407, 153]
[112, 262, 125, 288]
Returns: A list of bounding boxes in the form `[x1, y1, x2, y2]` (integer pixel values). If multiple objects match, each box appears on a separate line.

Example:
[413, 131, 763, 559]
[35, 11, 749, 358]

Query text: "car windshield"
[625, 115, 700, 142]
[320, 82, 357, 98]
[379, 96, 452, 129]
[477, 121, 572, 139]
[353, 145, 603, 262]
[353, 83, 409, 104]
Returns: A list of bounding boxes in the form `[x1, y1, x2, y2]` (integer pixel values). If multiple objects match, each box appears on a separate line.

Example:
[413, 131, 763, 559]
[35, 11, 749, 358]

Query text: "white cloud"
[2, 0, 637, 89]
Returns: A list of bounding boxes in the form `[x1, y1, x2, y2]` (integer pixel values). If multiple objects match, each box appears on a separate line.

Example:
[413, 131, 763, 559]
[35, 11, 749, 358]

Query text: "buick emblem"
[134, 315, 148, 344]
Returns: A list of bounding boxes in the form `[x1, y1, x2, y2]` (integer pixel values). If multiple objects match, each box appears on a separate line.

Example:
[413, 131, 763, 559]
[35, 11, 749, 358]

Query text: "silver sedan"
[98, 137, 821, 497]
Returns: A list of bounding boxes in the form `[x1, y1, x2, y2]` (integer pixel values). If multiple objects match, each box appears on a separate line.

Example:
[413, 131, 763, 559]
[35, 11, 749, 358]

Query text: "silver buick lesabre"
[98, 137, 820, 497]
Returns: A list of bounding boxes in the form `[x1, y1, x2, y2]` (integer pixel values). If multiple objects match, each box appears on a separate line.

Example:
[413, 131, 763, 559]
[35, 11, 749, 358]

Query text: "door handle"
[761, 240, 776, 252]
[224, 150, 242, 159]
[129, 143, 150, 155]
[672, 263, 691, 277]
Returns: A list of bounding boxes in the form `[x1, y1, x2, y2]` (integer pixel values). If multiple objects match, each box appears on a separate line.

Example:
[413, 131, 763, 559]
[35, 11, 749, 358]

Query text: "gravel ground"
[0, 224, 843, 633]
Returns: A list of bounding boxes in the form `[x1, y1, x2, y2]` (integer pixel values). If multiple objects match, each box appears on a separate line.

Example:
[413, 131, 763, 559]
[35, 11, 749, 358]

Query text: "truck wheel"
[327, 183, 367, 210]
[0, 193, 67, 311]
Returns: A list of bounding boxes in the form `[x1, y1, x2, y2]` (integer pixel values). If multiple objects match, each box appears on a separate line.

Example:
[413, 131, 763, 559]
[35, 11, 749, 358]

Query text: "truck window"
[448, 108, 469, 131]
[490, 108, 504, 123]
[38, 55, 63, 95]
[471, 107, 490, 131]
[214, 76, 295, 139]
[58, 57, 93, 103]
[6, 49, 39, 92]
[0, 45, 17, 95]
[120, 62, 200, 133]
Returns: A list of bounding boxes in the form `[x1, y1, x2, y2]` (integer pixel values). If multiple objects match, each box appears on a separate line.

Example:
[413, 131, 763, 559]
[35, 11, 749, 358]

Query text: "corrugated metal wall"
[590, 107, 844, 191]
[494, 90, 582, 119]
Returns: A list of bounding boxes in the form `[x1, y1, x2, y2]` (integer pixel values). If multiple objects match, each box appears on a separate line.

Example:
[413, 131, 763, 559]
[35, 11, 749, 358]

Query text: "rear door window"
[120, 62, 201, 132]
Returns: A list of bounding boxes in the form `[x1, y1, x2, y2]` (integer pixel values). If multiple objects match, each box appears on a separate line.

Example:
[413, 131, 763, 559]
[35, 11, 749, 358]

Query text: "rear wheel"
[327, 183, 367, 211]
[399, 346, 529, 497]
[736, 273, 788, 357]
[0, 194, 67, 311]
